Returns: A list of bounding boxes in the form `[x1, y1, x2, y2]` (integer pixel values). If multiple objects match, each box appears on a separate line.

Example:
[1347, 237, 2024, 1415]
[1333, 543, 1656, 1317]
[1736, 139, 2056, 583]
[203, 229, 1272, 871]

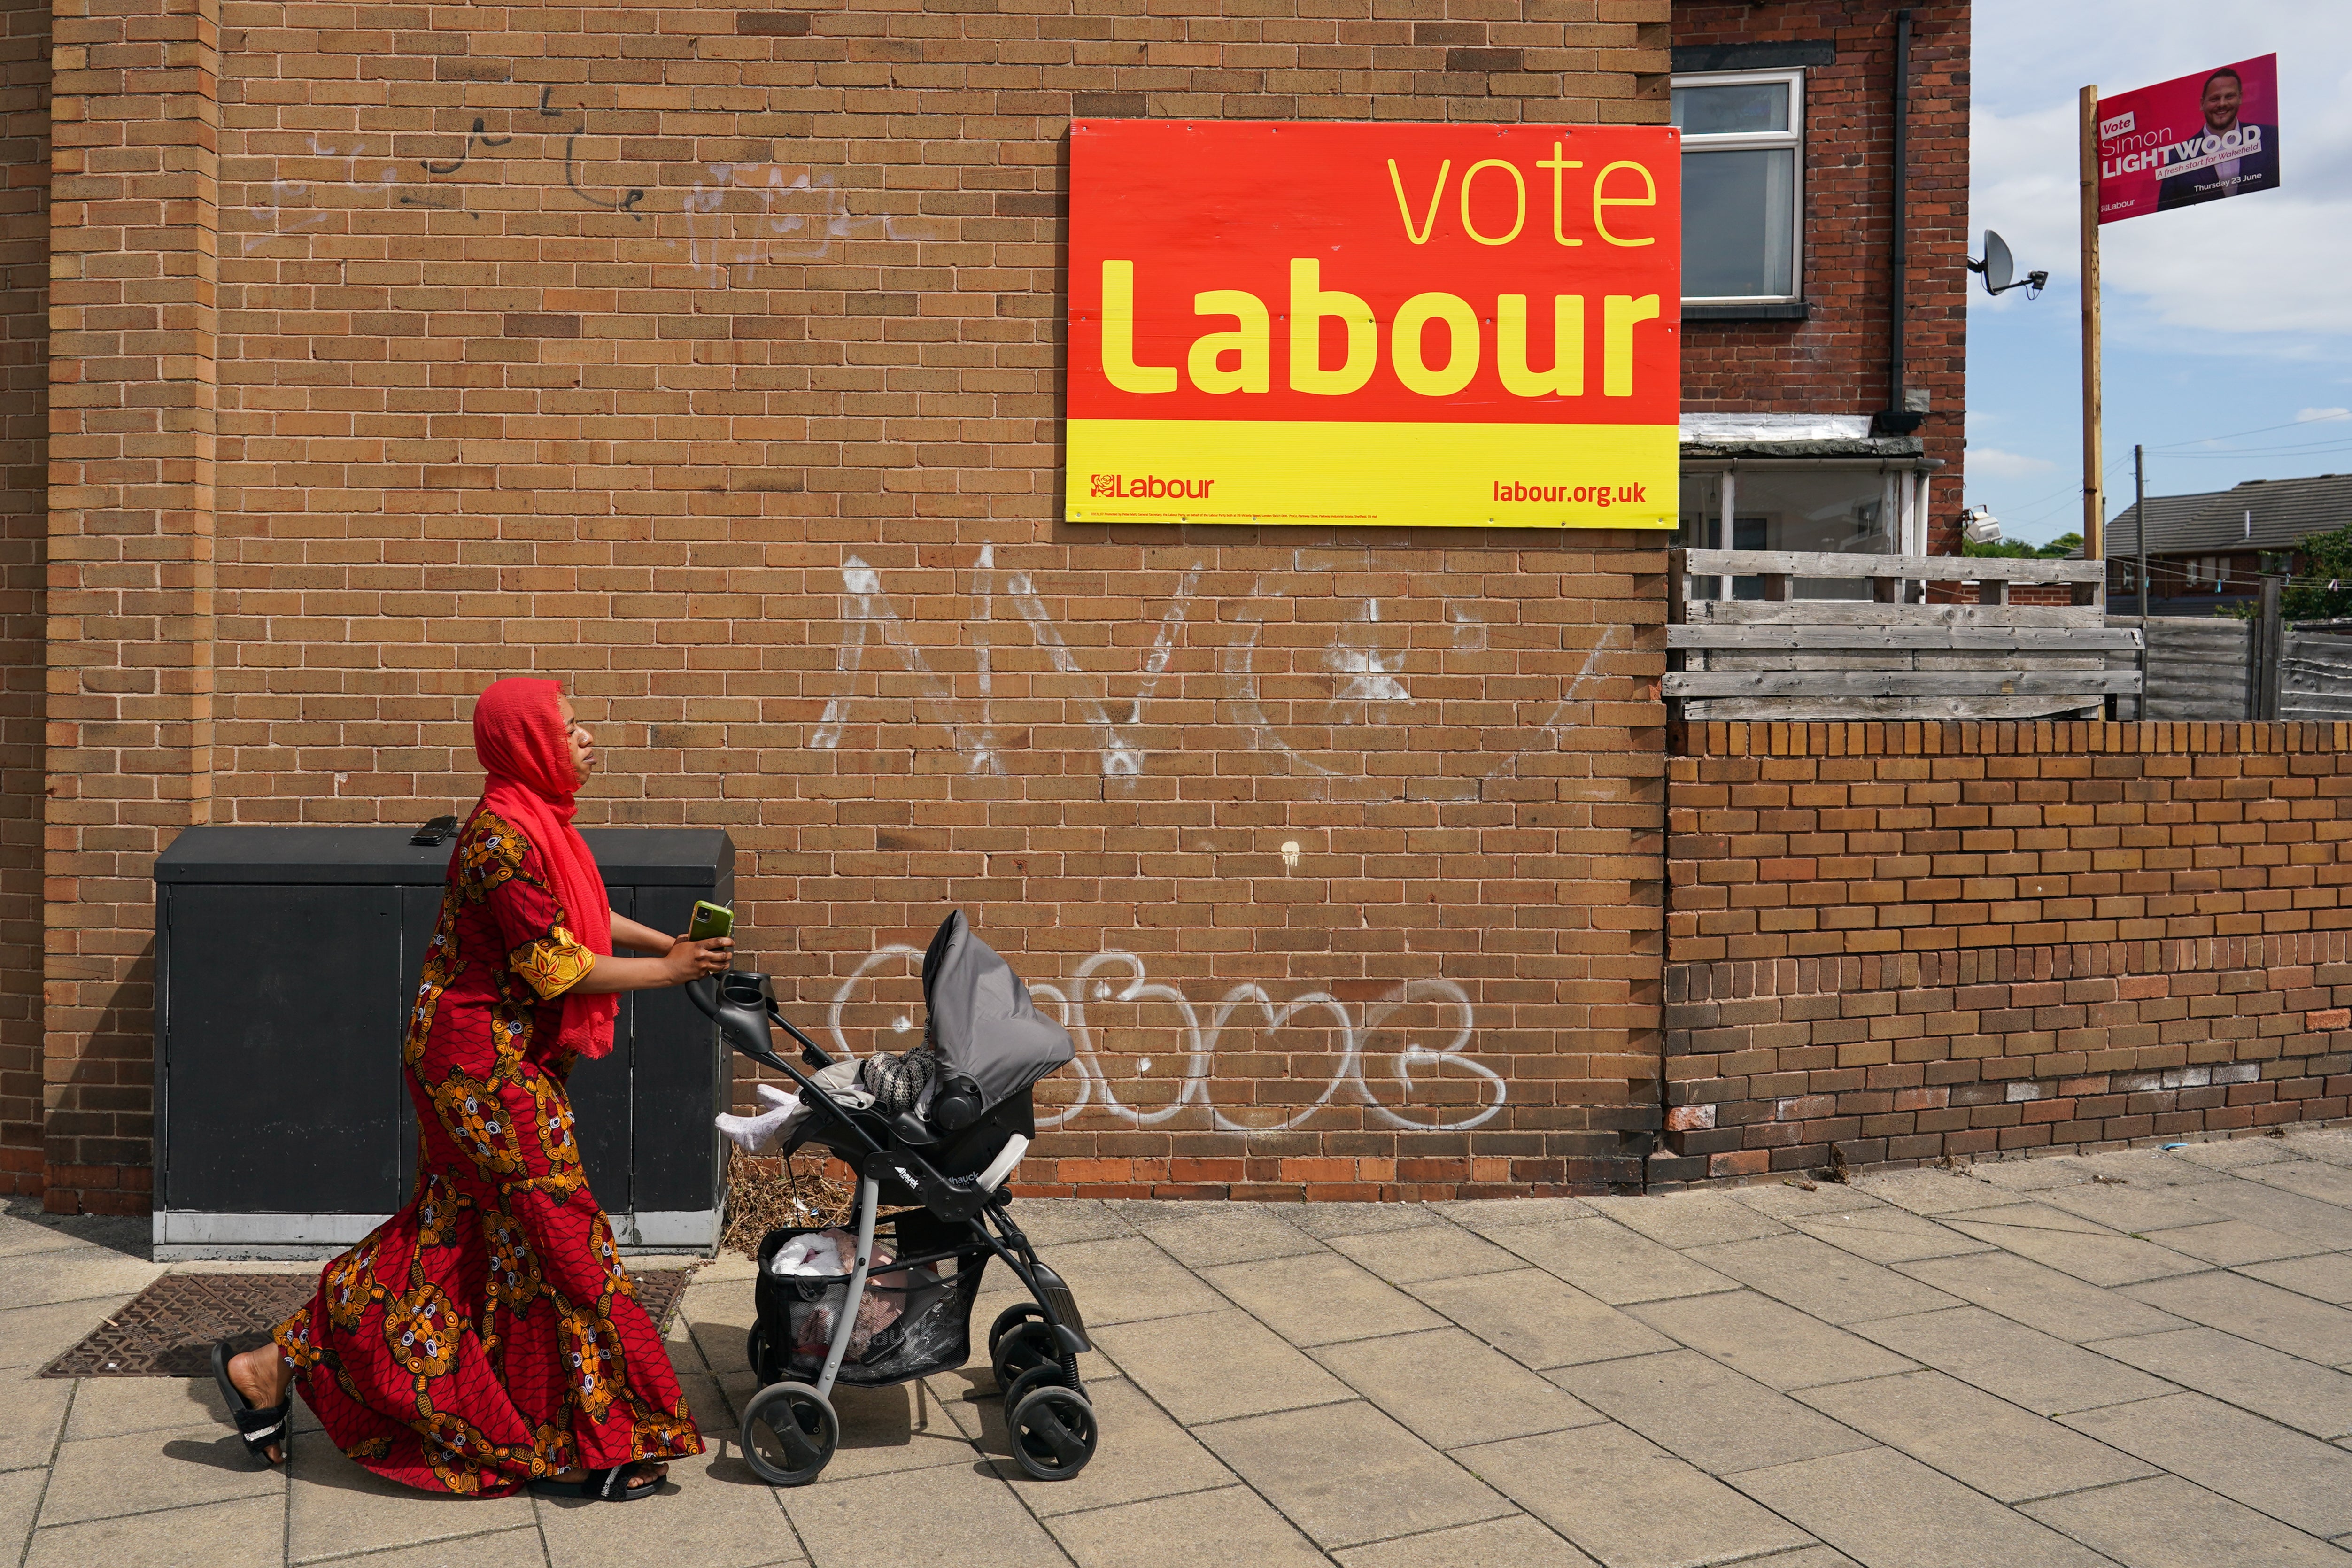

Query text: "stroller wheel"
[1003, 1360, 1075, 1413]
[740, 1382, 838, 1487]
[991, 1321, 1064, 1392]
[1007, 1384, 1098, 1481]
[988, 1302, 1046, 1359]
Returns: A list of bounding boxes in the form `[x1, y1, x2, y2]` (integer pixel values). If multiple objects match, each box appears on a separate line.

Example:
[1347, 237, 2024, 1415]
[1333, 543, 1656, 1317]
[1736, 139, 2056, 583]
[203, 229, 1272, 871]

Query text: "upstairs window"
[1673, 70, 1804, 305]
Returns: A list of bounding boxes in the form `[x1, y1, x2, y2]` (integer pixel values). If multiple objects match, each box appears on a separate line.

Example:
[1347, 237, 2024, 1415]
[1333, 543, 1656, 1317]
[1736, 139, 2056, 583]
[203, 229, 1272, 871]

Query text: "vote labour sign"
[2097, 55, 2280, 224]
[1064, 120, 1681, 529]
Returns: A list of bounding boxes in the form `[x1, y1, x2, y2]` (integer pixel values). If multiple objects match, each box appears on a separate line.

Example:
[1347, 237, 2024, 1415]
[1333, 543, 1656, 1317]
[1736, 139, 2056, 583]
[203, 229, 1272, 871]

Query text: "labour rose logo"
[1091, 474, 1118, 498]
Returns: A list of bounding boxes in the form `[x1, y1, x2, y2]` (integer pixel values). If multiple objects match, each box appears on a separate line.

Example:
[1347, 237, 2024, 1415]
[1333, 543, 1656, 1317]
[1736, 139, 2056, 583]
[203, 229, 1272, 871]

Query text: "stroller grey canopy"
[921, 911, 1074, 1113]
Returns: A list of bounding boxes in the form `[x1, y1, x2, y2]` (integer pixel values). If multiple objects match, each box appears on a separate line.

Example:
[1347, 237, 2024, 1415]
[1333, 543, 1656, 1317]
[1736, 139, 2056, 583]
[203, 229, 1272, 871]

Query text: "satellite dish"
[1980, 231, 2014, 294]
[1966, 230, 2046, 298]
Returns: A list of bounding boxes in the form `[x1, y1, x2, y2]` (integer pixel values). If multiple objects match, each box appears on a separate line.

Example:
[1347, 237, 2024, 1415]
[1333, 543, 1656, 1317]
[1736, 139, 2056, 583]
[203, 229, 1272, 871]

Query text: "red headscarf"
[469, 678, 619, 1058]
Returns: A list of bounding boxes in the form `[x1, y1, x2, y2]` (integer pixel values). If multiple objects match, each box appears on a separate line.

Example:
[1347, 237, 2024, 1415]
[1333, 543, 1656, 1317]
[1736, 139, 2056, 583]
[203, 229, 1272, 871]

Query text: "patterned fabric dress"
[275, 807, 703, 1494]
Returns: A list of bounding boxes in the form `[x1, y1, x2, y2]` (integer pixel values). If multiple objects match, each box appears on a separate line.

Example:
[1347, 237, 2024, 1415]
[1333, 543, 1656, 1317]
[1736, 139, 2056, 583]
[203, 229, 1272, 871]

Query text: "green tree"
[2218, 523, 2352, 621]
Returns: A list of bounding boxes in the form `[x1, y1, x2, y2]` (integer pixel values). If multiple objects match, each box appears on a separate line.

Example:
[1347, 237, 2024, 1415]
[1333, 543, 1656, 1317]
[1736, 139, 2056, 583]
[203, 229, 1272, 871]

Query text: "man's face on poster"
[2202, 73, 2243, 134]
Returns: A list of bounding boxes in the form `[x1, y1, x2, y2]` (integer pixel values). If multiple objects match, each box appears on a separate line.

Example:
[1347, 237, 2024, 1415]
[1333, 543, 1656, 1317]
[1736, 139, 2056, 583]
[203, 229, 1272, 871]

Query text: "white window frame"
[1672, 67, 1806, 307]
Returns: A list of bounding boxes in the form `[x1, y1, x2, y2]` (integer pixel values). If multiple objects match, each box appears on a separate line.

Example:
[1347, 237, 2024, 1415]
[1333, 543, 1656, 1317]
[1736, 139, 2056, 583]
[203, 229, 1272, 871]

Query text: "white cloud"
[1971, 4, 2352, 345]
[1967, 446, 2059, 479]
[2297, 407, 2351, 421]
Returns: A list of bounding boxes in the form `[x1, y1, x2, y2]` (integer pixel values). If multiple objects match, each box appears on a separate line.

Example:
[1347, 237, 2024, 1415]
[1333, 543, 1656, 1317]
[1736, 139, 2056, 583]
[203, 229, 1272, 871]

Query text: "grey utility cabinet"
[153, 825, 734, 1260]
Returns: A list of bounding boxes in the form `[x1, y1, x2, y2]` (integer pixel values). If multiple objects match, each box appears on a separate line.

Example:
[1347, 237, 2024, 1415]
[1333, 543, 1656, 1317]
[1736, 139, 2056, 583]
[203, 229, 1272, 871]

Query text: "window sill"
[1682, 301, 1810, 322]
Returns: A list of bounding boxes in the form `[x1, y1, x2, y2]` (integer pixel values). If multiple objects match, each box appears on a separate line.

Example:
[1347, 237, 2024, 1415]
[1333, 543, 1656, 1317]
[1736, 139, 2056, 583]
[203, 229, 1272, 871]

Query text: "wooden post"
[2079, 85, 2104, 563]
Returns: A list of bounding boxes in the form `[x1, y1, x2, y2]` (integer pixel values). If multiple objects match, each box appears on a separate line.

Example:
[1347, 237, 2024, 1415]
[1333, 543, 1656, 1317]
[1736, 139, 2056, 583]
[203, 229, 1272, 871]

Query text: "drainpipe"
[1872, 10, 1921, 439]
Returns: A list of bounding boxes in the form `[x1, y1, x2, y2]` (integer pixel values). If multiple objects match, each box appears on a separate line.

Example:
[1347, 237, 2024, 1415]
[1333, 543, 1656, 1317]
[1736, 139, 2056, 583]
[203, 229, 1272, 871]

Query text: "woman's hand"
[661, 936, 734, 985]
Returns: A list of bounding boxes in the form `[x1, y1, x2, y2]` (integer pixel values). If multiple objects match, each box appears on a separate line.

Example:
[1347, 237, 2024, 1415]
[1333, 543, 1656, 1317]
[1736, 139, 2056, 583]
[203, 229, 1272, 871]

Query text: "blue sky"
[1965, 0, 2352, 545]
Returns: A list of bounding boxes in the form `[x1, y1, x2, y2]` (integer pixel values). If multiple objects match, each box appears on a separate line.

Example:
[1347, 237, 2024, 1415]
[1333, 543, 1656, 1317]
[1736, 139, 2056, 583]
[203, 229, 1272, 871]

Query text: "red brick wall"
[36, 0, 1682, 1209]
[1658, 721, 2352, 1182]
[0, 0, 42, 1197]
[1673, 0, 1969, 556]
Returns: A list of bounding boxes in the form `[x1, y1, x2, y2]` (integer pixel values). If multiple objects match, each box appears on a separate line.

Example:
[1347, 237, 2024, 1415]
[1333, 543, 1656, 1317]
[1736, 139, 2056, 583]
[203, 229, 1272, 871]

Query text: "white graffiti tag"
[827, 946, 1505, 1133]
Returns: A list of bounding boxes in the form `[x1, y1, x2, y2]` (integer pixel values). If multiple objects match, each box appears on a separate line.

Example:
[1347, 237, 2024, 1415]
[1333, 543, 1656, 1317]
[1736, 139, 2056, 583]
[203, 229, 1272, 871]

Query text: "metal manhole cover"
[43, 1269, 695, 1378]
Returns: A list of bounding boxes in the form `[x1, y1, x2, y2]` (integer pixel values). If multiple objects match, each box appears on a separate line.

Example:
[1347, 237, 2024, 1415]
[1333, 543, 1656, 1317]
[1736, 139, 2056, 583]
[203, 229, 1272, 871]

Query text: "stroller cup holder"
[691, 913, 1099, 1489]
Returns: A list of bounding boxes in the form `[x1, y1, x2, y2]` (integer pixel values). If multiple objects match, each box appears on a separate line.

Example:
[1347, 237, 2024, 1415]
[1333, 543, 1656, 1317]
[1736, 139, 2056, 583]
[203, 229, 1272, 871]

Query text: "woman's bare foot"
[225, 1344, 296, 1463]
[549, 1460, 669, 1490]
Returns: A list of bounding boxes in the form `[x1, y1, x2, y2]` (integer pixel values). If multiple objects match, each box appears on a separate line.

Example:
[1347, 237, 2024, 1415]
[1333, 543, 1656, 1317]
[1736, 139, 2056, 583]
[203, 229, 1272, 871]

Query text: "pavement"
[9, 1128, 2352, 1567]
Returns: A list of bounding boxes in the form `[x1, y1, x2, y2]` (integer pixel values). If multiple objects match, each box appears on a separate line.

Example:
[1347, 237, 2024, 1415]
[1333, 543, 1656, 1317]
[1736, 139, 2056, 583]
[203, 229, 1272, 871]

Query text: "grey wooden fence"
[1668, 550, 2136, 722]
[2283, 623, 2352, 724]
[2105, 617, 2251, 721]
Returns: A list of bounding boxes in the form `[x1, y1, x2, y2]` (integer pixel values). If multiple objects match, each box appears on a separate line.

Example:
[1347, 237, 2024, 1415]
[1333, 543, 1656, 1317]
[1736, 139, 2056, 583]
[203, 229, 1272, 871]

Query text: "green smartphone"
[687, 901, 734, 942]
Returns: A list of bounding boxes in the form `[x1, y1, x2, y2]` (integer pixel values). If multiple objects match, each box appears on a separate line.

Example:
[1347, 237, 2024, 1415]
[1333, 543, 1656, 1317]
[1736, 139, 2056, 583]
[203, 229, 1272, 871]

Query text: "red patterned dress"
[275, 807, 703, 1494]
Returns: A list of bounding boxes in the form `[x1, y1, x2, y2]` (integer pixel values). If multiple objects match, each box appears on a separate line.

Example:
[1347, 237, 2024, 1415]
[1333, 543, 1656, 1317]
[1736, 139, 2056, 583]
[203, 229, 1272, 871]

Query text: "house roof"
[2098, 473, 2352, 558]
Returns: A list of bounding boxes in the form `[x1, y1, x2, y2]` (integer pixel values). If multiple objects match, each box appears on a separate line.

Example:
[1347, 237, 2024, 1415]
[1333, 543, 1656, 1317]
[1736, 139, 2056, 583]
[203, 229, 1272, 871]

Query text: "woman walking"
[216, 678, 734, 1501]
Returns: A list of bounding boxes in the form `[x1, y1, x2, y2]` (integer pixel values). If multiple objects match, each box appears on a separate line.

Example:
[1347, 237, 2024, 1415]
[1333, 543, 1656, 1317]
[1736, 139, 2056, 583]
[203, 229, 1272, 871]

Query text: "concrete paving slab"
[1727, 1446, 2112, 1568]
[1552, 1350, 1879, 1476]
[2143, 1217, 2322, 1266]
[1195, 1400, 1510, 1549]
[40, 1422, 283, 1527]
[2157, 1175, 2352, 1250]
[1460, 1421, 1817, 1568]
[0, 1468, 45, 1567]
[1430, 1197, 1596, 1233]
[1685, 1233, 1962, 1325]
[2086, 1325, 2352, 1439]
[1721, 1178, 1885, 1220]
[2032, 1181, 2235, 1233]
[0, 1299, 124, 1374]
[789, 1378, 984, 1483]
[0, 1253, 163, 1314]
[1950, 1200, 2117, 1235]
[286, 1446, 533, 1562]
[2060, 1390, 2352, 1537]
[1585, 1192, 1789, 1250]
[1488, 1218, 1742, 1305]
[1854, 1306, 2173, 1415]
[1942, 1216, 2207, 1287]
[1965, 1158, 2099, 1191]
[1313, 1327, 1608, 1450]
[1333, 1513, 1598, 1568]
[1628, 1290, 1915, 1391]
[1896, 1251, 2189, 1342]
[1202, 1250, 1445, 1346]
[1408, 1268, 1675, 1371]
[2168, 1137, 2304, 1170]
[1285, 1201, 1445, 1240]
[2024, 1475, 2352, 1568]
[1046, 1483, 1327, 1568]
[60, 1375, 222, 1443]
[2240, 1251, 2352, 1305]
[1089, 1308, 1351, 1425]
[1327, 1222, 1524, 1284]
[1791, 1208, 1992, 1266]
[23, 1494, 285, 1568]
[536, 1451, 801, 1568]
[2248, 1166, 2352, 1213]
[1014, 1199, 1135, 1246]
[2283, 1127, 2352, 1166]
[2125, 1268, 2352, 1364]
[1794, 1369, 2156, 1504]
[1854, 1168, 2047, 1215]
[1046, 1235, 1231, 1327]
[0, 1212, 94, 1262]
[0, 1376, 70, 1474]
[1118, 1205, 1323, 1268]
[779, 1456, 1068, 1567]
[357, 1526, 553, 1568]
[954, 1374, 1237, 1518]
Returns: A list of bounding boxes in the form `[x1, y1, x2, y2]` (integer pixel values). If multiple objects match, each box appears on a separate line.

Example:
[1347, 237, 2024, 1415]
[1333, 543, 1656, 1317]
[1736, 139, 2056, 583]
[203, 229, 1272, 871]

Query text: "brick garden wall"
[1671, 0, 1969, 556]
[1657, 721, 2352, 1184]
[34, 0, 1679, 1212]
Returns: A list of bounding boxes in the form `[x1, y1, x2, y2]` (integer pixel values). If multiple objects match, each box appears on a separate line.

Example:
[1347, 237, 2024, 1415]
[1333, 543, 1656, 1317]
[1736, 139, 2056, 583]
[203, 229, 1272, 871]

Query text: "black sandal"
[211, 1340, 293, 1467]
[528, 1463, 665, 1501]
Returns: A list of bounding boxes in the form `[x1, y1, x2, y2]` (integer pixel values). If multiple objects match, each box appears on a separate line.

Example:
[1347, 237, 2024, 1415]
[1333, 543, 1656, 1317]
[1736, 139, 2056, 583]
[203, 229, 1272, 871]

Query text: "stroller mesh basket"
[751, 1211, 991, 1389]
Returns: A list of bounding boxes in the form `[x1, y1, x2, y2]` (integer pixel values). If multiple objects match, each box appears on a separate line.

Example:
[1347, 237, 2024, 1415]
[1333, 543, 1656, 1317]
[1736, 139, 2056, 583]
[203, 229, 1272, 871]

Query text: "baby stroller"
[687, 911, 1098, 1485]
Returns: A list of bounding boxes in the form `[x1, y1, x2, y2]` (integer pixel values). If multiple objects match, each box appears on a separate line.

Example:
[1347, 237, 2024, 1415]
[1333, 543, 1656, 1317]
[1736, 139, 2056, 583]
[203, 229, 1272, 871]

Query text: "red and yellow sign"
[1066, 120, 1681, 529]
